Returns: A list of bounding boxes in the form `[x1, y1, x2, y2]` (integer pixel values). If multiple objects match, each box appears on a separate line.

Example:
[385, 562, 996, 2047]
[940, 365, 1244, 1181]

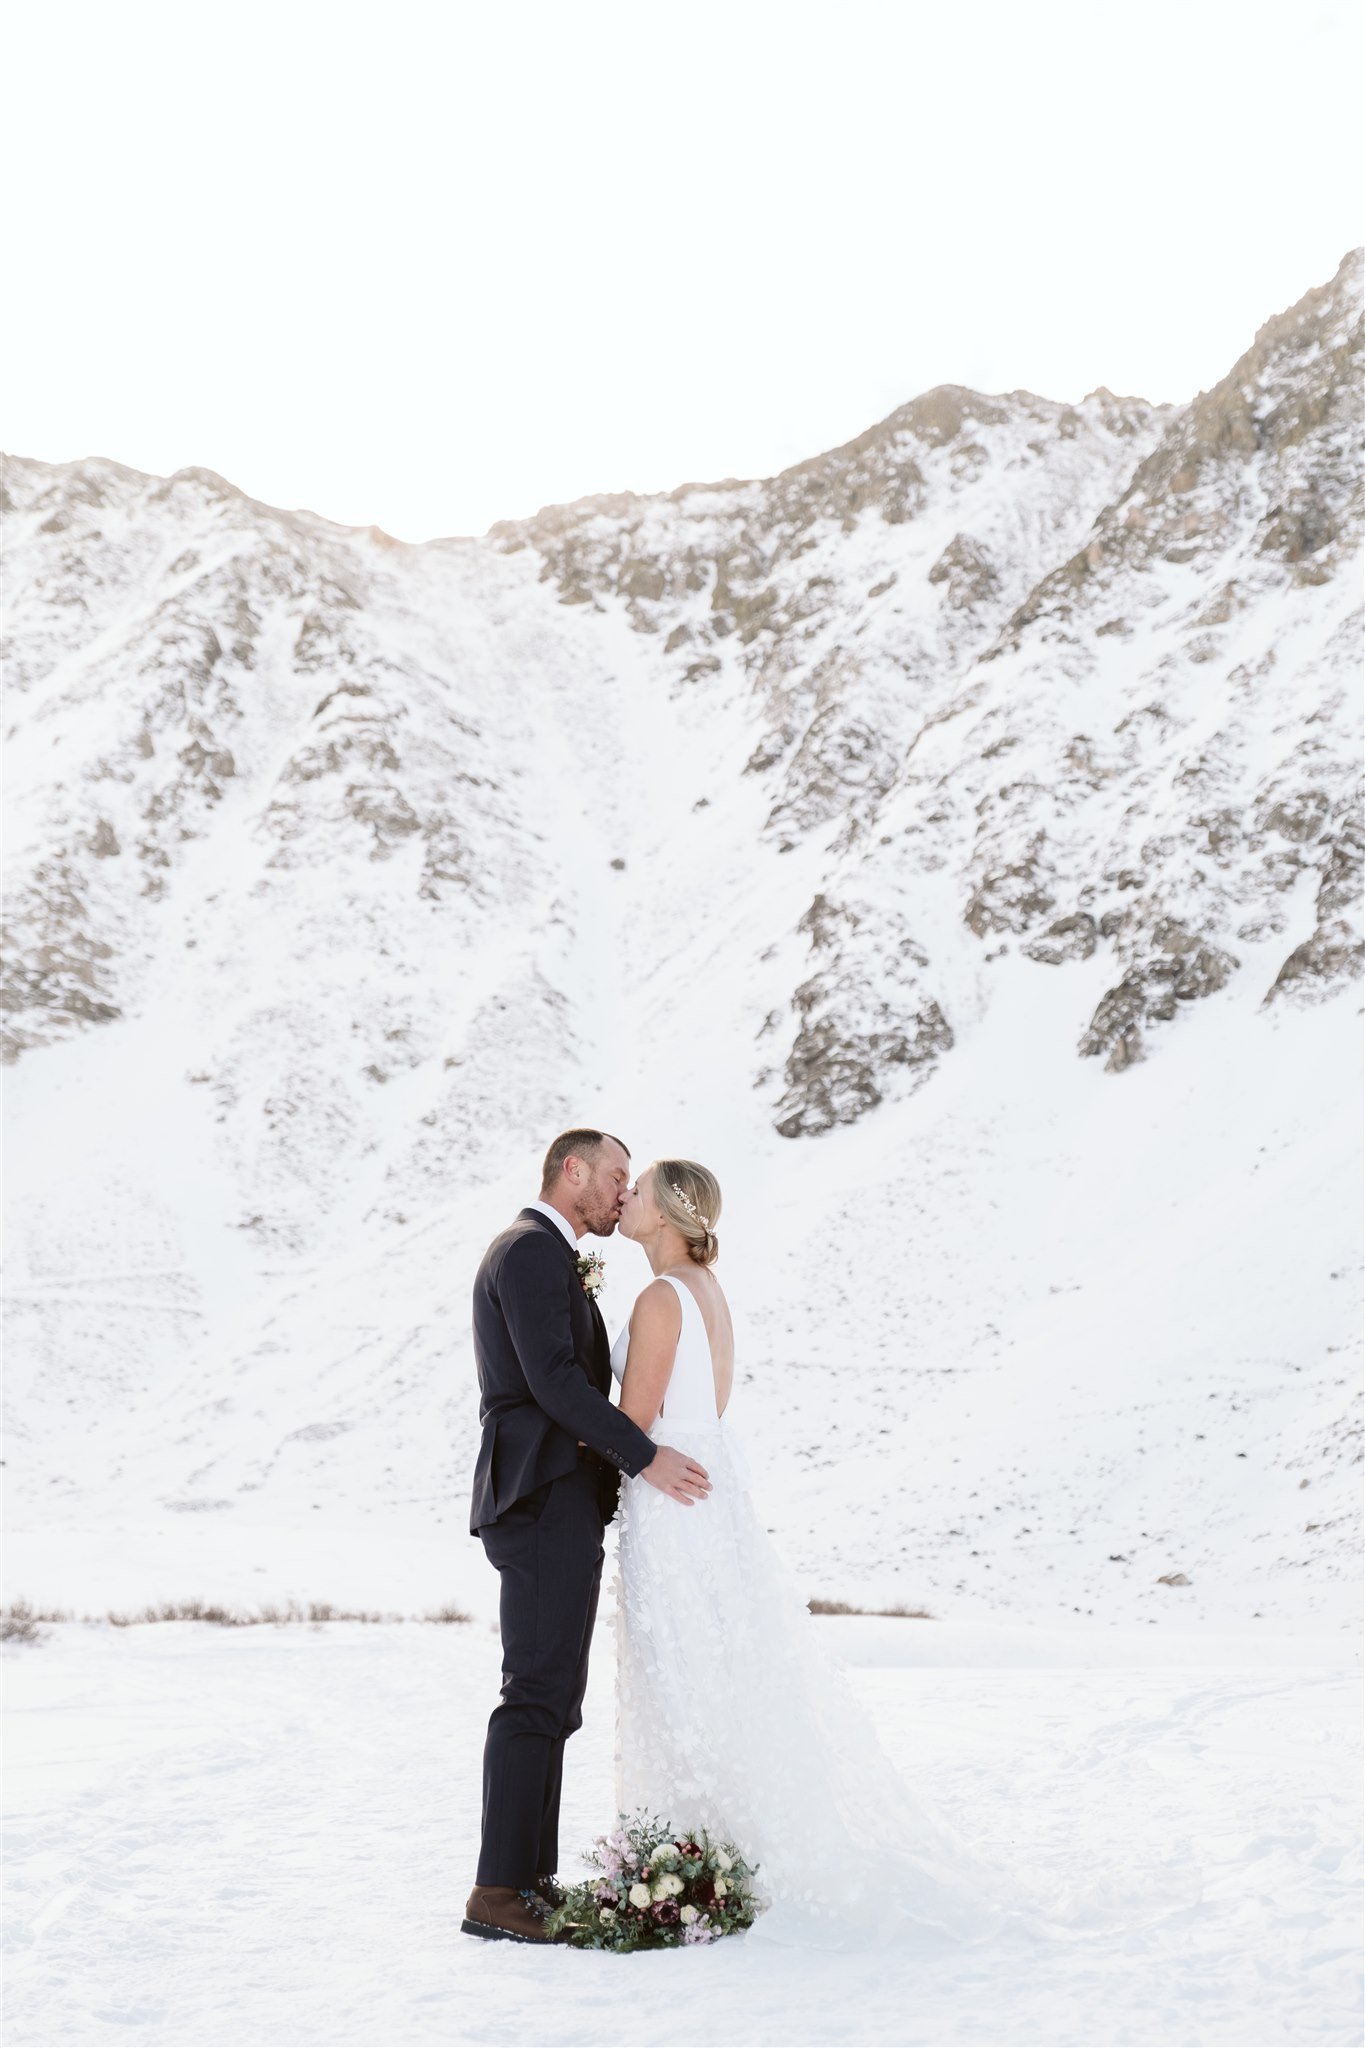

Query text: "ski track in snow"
[3, 1620, 1360, 2048]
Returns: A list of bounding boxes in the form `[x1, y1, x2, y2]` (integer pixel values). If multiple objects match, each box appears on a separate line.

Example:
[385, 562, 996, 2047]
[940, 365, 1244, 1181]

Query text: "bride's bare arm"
[621, 1281, 711, 1503]
[619, 1279, 682, 1431]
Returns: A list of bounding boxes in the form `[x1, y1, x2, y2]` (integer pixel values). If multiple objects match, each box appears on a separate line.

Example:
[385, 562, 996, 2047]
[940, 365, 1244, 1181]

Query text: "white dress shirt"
[527, 1198, 579, 1248]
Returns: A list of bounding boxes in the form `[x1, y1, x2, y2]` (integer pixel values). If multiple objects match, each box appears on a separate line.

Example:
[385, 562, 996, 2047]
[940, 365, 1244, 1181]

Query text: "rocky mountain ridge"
[1, 255, 1360, 1626]
[7, 257, 1360, 1150]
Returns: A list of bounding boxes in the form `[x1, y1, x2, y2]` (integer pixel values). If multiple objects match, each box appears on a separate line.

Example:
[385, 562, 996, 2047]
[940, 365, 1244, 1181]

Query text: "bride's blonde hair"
[653, 1158, 722, 1266]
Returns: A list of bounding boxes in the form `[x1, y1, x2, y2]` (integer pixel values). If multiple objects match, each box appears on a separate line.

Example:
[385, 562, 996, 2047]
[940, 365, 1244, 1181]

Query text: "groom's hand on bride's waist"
[640, 1445, 712, 1505]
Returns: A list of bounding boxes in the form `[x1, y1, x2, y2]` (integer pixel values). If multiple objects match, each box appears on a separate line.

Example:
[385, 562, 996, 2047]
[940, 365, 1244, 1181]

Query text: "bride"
[606, 1157, 1184, 1952]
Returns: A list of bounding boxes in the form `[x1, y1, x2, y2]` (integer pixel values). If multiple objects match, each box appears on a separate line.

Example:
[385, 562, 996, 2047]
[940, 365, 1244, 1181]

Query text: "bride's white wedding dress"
[609, 1274, 1194, 1952]
[609, 1272, 1024, 1950]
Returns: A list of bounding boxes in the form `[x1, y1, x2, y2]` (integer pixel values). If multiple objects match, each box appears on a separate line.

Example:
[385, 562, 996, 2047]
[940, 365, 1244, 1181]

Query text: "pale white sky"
[4, 0, 1361, 541]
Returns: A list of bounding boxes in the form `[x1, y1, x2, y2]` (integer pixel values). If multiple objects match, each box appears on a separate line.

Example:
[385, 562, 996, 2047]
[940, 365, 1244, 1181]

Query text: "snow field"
[3, 1615, 1359, 2047]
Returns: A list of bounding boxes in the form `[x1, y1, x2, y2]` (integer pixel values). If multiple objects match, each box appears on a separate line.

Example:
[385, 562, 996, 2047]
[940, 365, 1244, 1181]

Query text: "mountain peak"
[2, 253, 1359, 1634]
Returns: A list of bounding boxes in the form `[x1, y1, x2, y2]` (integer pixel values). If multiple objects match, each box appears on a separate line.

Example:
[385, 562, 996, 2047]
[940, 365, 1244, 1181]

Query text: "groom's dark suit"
[470, 1207, 657, 1888]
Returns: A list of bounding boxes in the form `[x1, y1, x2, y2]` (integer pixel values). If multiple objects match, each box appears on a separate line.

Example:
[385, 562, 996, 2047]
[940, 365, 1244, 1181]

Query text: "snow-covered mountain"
[3, 250, 1360, 1634]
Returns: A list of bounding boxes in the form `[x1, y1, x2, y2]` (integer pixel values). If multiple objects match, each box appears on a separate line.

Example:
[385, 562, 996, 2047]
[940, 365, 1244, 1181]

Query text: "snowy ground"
[4, 1609, 1360, 2047]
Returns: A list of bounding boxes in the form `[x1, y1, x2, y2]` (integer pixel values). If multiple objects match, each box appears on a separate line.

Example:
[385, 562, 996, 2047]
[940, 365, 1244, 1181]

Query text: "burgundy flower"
[678, 1840, 703, 1860]
[651, 1899, 681, 1927]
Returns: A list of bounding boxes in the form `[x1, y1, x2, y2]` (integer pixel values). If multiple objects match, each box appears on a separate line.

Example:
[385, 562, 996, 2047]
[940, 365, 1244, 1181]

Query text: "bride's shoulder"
[634, 1269, 687, 1335]
[631, 1275, 684, 1328]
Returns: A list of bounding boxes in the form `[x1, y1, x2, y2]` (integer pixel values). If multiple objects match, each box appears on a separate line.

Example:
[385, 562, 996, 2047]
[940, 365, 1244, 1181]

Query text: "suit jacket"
[469, 1208, 658, 1533]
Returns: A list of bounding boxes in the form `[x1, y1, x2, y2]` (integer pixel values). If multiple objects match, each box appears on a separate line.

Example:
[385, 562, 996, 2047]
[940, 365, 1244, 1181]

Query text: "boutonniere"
[575, 1251, 606, 1299]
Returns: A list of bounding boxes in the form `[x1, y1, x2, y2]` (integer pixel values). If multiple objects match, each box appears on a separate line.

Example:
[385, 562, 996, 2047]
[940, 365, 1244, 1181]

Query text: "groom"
[463, 1127, 712, 1944]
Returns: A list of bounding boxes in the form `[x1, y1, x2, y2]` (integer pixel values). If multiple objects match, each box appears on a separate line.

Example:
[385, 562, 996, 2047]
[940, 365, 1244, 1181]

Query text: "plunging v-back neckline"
[658, 1271, 731, 1421]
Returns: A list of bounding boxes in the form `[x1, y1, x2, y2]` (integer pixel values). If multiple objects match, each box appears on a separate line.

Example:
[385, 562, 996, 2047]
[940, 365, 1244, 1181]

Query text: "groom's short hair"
[540, 1127, 630, 1192]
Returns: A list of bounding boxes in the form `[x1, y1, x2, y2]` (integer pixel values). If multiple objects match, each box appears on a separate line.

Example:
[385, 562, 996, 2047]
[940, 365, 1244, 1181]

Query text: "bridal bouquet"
[544, 1812, 760, 1950]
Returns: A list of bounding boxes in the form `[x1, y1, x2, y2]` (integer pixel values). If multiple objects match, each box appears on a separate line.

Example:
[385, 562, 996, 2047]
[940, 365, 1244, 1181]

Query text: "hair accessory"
[668, 1181, 713, 1233]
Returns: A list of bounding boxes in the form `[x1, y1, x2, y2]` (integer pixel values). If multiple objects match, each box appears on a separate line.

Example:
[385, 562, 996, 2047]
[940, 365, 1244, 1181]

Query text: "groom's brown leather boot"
[461, 1884, 550, 1944]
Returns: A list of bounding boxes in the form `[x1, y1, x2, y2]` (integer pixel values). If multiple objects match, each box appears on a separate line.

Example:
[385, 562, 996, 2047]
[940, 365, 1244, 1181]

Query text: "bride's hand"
[641, 1445, 711, 1505]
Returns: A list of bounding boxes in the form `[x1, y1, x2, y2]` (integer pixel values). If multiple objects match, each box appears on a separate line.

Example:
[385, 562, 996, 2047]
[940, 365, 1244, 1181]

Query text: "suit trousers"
[475, 1454, 606, 1886]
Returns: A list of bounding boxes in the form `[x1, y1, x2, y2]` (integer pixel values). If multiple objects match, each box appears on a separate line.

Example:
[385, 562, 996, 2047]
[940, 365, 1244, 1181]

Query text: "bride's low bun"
[693, 1224, 720, 1267]
[654, 1159, 722, 1267]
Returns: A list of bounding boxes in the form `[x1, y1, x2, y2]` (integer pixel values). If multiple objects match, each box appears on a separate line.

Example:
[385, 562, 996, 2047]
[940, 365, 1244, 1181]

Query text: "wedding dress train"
[609, 1274, 1195, 1952]
[609, 1274, 1026, 1950]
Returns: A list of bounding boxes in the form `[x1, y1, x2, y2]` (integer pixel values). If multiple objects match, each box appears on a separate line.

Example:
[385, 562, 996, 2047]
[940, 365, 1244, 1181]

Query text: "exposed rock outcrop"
[3, 251, 1359, 1163]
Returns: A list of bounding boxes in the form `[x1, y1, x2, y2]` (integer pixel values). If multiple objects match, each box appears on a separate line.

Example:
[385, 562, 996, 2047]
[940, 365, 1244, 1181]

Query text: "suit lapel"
[588, 1295, 611, 1389]
[518, 1208, 610, 1388]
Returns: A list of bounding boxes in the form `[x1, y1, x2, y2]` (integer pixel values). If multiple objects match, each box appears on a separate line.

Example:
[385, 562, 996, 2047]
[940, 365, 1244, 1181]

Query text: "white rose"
[714, 1849, 734, 1872]
[663, 1874, 684, 1896]
[713, 1876, 729, 1897]
[599, 1906, 616, 1922]
[680, 1904, 699, 1925]
[650, 1876, 671, 1902]
[651, 1842, 678, 1866]
[629, 1883, 651, 1909]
